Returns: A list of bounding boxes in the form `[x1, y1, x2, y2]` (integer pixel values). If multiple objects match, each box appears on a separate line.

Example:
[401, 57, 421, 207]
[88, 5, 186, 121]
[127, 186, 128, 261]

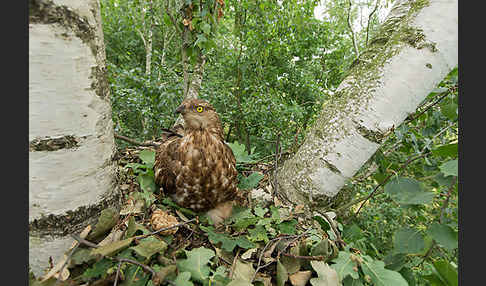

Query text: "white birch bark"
[276, 0, 458, 208]
[29, 0, 117, 276]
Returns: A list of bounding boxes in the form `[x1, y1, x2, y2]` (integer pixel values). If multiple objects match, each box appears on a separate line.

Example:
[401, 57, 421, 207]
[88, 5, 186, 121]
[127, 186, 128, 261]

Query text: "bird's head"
[175, 99, 222, 133]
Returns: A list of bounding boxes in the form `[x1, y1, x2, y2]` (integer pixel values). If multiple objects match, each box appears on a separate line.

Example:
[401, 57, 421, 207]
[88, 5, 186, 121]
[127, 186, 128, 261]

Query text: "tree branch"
[347, 0, 359, 58]
[114, 133, 159, 147]
[365, 0, 380, 47]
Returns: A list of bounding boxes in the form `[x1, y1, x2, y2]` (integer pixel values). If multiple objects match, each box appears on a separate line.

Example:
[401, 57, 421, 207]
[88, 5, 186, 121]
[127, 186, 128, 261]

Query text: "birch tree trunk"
[29, 0, 118, 276]
[276, 0, 458, 209]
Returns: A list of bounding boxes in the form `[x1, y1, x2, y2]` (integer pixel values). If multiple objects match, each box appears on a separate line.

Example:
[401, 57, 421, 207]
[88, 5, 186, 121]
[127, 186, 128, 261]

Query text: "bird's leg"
[206, 200, 234, 226]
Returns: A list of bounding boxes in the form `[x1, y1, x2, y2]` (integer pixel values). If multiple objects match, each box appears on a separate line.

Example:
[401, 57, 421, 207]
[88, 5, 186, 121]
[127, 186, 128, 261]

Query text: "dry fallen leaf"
[289, 271, 312, 286]
[151, 209, 179, 235]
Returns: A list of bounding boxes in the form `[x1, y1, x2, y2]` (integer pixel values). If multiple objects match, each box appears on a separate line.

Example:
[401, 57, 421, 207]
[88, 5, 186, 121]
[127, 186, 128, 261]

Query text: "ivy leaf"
[360, 257, 408, 286]
[139, 149, 155, 167]
[313, 216, 331, 231]
[228, 141, 256, 164]
[248, 225, 269, 243]
[384, 177, 434, 205]
[173, 272, 194, 286]
[238, 172, 264, 190]
[426, 223, 458, 251]
[177, 247, 215, 283]
[277, 219, 298, 235]
[82, 258, 114, 280]
[254, 206, 267, 218]
[201, 22, 211, 35]
[393, 228, 425, 254]
[342, 276, 364, 286]
[310, 261, 340, 286]
[131, 239, 167, 259]
[200, 226, 256, 251]
[439, 159, 458, 177]
[329, 251, 358, 281]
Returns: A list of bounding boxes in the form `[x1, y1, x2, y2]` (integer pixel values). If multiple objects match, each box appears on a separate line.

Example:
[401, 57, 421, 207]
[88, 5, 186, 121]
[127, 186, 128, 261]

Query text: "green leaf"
[277, 260, 289, 286]
[82, 258, 114, 280]
[431, 260, 458, 286]
[228, 141, 256, 163]
[89, 207, 120, 239]
[433, 172, 456, 186]
[342, 276, 364, 286]
[310, 261, 341, 286]
[238, 172, 264, 190]
[174, 272, 194, 286]
[131, 239, 167, 259]
[126, 216, 136, 238]
[313, 216, 331, 231]
[399, 267, 416, 286]
[383, 253, 407, 271]
[393, 228, 425, 254]
[139, 149, 155, 166]
[329, 251, 358, 281]
[361, 257, 408, 286]
[277, 219, 298, 235]
[441, 103, 457, 121]
[432, 143, 458, 158]
[254, 206, 267, 218]
[201, 22, 211, 35]
[384, 177, 435, 205]
[71, 248, 95, 265]
[247, 225, 269, 243]
[426, 223, 458, 251]
[281, 245, 301, 275]
[91, 237, 134, 257]
[439, 159, 458, 177]
[138, 173, 156, 193]
[177, 247, 215, 283]
[200, 225, 256, 251]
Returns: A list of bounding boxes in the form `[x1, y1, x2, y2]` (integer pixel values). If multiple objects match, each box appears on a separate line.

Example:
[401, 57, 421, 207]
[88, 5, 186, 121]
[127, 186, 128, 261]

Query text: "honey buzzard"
[154, 99, 238, 224]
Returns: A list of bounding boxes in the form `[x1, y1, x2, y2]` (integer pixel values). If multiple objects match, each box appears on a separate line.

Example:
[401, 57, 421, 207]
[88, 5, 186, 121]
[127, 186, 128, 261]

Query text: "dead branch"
[365, 0, 380, 47]
[114, 133, 159, 147]
[347, 0, 359, 58]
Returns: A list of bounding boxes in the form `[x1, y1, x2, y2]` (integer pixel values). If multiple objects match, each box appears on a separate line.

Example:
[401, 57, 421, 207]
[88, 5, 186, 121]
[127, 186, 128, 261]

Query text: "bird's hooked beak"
[175, 104, 185, 115]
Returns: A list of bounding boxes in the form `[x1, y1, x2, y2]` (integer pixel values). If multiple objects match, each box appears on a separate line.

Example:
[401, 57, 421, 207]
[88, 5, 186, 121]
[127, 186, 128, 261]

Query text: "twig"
[114, 133, 159, 147]
[70, 234, 99, 248]
[440, 177, 457, 223]
[405, 91, 450, 123]
[113, 261, 122, 286]
[54, 243, 79, 286]
[281, 252, 325, 261]
[347, 0, 359, 58]
[320, 212, 346, 249]
[353, 152, 429, 216]
[273, 132, 281, 200]
[251, 233, 307, 282]
[135, 218, 196, 240]
[365, 0, 380, 47]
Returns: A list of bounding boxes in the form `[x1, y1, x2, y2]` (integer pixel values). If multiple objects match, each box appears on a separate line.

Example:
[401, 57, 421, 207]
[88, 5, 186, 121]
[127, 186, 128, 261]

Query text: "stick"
[114, 133, 158, 147]
[354, 152, 429, 216]
[281, 252, 325, 261]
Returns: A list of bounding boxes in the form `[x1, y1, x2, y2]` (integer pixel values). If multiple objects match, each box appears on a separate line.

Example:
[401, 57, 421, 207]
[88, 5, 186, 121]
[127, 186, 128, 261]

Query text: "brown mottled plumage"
[154, 99, 238, 224]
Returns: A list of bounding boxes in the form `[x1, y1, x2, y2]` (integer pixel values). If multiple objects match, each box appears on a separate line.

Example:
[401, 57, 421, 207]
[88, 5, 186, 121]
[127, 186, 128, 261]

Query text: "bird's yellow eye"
[196, 106, 204, 113]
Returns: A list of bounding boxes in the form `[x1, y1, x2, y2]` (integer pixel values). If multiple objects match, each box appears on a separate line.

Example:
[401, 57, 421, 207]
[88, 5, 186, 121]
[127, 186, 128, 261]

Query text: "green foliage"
[177, 247, 215, 283]
[125, 150, 157, 207]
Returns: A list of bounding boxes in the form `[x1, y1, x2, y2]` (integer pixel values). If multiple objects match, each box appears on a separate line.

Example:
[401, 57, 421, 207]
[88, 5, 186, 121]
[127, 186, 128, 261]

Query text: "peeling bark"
[276, 0, 458, 209]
